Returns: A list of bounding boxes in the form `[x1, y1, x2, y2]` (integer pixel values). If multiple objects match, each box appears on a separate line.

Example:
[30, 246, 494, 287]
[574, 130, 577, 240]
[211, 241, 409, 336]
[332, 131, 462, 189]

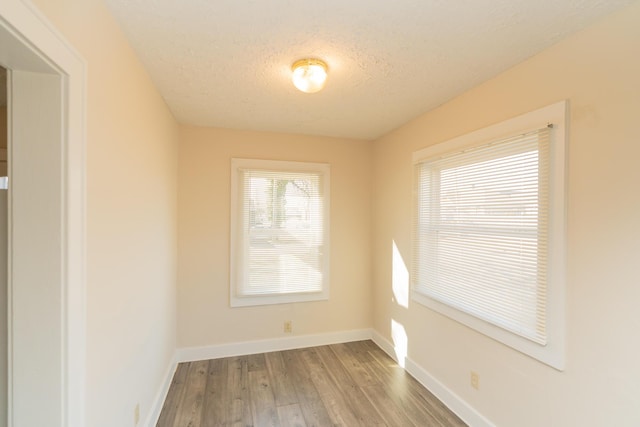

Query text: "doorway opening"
[0, 2, 86, 426]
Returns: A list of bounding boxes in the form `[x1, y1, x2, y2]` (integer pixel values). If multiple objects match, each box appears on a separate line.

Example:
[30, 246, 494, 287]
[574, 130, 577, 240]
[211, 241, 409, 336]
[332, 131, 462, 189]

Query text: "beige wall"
[372, 2, 640, 426]
[178, 126, 372, 347]
[28, 1, 179, 426]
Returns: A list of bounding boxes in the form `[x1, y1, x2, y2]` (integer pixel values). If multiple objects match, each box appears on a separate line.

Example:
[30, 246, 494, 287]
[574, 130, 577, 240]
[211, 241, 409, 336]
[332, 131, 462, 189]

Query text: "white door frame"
[0, 1, 86, 426]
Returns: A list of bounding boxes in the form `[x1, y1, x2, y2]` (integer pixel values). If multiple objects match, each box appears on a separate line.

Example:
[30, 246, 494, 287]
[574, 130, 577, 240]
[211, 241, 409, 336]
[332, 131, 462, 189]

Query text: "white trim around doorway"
[0, 1, 86, 426]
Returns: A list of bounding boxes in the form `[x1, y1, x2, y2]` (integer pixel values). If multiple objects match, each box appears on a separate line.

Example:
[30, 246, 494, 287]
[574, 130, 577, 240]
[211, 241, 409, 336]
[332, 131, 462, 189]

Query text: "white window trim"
[230, 158, 330, 307]
[412, 101, 567, 370]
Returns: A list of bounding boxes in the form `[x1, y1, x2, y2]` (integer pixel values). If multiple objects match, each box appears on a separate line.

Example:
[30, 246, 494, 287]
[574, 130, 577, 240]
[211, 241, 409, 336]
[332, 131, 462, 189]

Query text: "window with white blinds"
[411, 101, 567, 369]
[414, 127, 550, 344]
[230, 158, 330, 307]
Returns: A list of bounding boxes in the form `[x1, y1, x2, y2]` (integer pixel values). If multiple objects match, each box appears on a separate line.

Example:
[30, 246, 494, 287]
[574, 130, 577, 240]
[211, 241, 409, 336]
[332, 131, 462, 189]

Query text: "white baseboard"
[144, 354, 178, 427]
[176, 328, 372, 363]
[371, 330, 495, 427]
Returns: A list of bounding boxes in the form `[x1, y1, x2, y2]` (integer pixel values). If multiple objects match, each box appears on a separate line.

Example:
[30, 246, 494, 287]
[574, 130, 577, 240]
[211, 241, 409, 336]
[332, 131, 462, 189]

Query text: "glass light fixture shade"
[291, 59, 328, 93]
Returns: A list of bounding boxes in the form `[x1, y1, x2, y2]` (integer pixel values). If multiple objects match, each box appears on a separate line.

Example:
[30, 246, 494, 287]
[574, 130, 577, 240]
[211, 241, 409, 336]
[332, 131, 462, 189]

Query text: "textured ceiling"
[104, 0, 633, 140]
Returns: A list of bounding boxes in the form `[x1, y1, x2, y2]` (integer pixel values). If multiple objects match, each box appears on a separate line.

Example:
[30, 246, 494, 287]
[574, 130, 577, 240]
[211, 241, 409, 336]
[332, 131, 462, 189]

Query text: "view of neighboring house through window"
[230, 158, 330, 307]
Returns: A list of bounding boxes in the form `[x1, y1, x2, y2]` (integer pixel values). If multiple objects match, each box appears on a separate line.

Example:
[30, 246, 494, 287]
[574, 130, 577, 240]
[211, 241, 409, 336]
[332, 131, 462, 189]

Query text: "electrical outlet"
[134, 403, 140, 426]
[470, 371, 479, 390]
[284, 320, 292, 333]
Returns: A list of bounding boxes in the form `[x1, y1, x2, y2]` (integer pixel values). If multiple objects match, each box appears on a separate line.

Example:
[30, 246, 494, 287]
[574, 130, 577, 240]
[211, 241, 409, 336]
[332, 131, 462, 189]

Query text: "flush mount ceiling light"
[291, 58, 328, 93]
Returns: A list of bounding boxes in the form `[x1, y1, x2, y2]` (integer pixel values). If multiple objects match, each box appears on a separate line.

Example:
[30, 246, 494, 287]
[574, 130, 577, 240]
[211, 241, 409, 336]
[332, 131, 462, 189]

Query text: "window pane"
[230, 158, 330, 307]
[414, 128, 550, 344]
[243, 173, 324, 296]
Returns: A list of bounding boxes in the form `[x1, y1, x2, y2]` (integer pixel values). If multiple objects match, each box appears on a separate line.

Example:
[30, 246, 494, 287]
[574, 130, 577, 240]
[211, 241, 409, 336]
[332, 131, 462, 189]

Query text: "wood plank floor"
[156, 340, 467, 427]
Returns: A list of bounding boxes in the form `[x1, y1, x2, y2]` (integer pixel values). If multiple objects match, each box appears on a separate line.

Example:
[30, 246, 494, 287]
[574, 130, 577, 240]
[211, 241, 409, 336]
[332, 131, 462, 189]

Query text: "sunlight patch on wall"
[392, 241, 409, 308]
[391, 319, 408, 368]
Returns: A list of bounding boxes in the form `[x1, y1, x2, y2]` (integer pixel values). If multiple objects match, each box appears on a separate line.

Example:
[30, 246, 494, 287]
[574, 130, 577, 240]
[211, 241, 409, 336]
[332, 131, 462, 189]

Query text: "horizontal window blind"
[237, 168, 326, 298]
[413, 127, 550, 345]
